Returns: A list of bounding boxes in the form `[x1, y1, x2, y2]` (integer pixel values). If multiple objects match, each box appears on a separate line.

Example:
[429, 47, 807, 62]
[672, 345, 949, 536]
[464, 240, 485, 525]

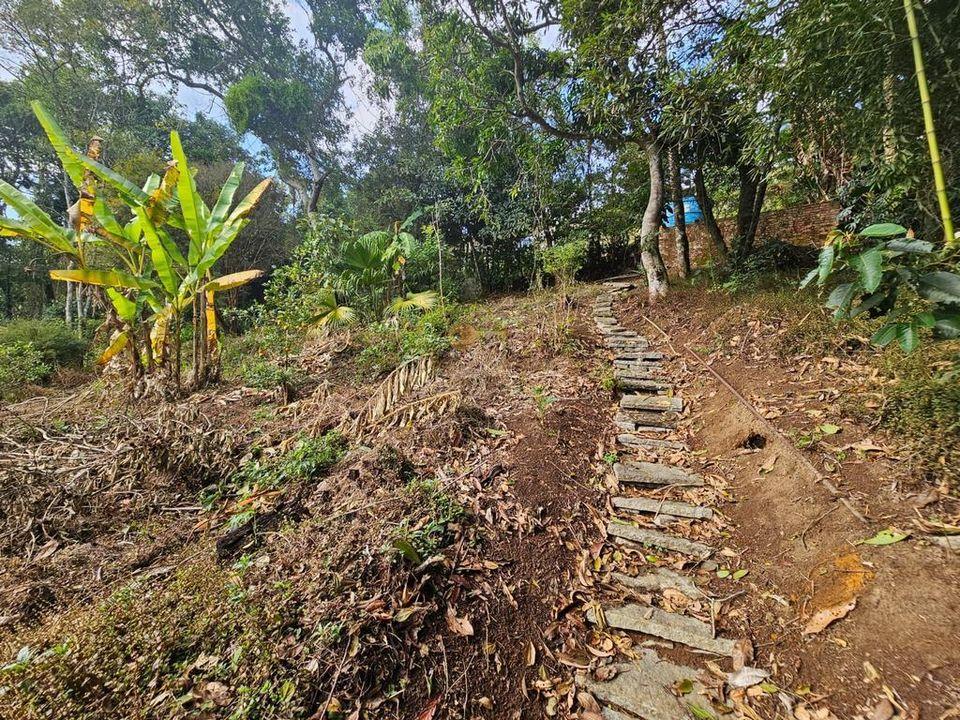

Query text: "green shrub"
[0, 319, 87, 367]
[541, 239, 589, 287]
[0, 342, 51, 397]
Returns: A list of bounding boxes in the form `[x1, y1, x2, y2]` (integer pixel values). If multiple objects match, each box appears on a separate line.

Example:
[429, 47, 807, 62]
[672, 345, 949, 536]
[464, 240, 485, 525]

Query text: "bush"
[541, 239, 589, 287]
[0, 319, 88, 367]
[0, 342, 51, 398]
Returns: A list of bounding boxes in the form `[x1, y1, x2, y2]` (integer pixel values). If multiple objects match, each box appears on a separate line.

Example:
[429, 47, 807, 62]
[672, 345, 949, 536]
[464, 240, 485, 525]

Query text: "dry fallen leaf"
[526, 641, 537, 667]
[802, 599, 857, 635]
[445, 609, 474, 636]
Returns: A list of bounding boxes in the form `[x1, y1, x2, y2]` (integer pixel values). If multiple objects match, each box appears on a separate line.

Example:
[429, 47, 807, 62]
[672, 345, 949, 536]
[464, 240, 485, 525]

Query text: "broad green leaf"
[106, 288, 137, 323]
[50, 268, 154, 289]
[857, 528, 909, 546]
[211, 162, 245, 224]
[170, 130, 205, 263]
[0, 179, 75, 255]
[392, 538, 422, 564]
[885, 239, 933, 253]
[933, 310, 960, 338]
[860, 223, 907, 238]
[853, 247, 883, 293]
[871, 322, 899, 347]
[732, 569, 749, 580]
[687, 705, 716, 720]
[31, 102, 84, 189]
[136, 209, 179, 296]
[896, 322, 919, 353]
[716, 569, 730, 579]
[918, 272, 960, 304]
[799, 267, 818, 289]
[816, 244, 835, 286]
[227, 178, 271, 224]
[818, 423, 840, 435]
[204, 269, 264, 292]
[826, 282, 858, 317]
[915, 311, 936, 328]
[75, 153, 150, 207]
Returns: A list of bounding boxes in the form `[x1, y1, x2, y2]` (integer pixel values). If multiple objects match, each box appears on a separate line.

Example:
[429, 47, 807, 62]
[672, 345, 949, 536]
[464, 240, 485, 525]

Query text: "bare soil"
[619, 284, 960, 719]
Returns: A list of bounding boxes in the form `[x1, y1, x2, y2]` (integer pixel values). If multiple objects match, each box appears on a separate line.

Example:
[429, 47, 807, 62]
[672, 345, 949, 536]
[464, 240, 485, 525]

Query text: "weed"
[531, 385, 557, 418]
[0, 342, 51, 398]
[391, 476, 465, 561]
[603, 452, 619, 465]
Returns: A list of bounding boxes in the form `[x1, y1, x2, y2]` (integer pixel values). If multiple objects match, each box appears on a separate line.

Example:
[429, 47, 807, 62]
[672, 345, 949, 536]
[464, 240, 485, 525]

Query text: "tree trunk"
[732, 163, 768, 264]
[640, 138, 669, 303]
[668, 147, 690, 279]
[692, 164, 727, 263]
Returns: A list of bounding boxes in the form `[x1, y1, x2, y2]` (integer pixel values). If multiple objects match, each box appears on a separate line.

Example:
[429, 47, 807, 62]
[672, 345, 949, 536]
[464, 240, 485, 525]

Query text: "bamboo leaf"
[50, 268, 154, 289]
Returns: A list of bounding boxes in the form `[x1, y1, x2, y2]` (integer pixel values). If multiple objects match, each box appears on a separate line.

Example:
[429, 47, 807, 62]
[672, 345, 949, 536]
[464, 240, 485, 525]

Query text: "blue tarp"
[664, 196, 703, 228]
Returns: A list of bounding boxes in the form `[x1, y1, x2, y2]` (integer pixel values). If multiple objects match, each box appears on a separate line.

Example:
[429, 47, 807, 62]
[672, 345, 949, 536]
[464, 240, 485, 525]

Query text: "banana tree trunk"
[640, 137, 669, 303]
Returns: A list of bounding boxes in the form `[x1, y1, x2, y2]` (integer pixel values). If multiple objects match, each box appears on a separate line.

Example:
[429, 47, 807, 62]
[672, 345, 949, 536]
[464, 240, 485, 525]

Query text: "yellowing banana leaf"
[31, 102, 84, 189]
[145, 162, 180, 225]
[227, 178, 271, 224]
[0, 216, 34, 238]
[205, 289, 217, 352]
[50, 268, 154, 290]
[106, 288, 138, 323]
[211, 162, 245, 224]
[98, 331, 129, 365]
[170, 131, 207, 264]
[203, 269, 264, 292]
[150, 307, 172, 359]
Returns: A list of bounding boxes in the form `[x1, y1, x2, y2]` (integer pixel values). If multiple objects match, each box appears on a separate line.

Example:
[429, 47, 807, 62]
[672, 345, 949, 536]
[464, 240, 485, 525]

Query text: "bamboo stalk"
[903, 0, 955, 247]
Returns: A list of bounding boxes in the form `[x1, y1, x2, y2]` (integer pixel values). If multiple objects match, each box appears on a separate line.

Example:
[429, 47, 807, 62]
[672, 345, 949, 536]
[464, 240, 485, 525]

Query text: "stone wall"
[659, 200, 840, 269]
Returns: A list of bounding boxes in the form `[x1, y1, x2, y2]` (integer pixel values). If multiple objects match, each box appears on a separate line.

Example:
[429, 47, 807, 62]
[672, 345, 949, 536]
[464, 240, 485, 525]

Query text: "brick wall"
[659, 200, 840, 268]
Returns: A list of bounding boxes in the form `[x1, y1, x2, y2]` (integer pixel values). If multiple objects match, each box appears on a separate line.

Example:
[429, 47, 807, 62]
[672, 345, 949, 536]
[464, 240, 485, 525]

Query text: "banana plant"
[0, 103, 270, 394]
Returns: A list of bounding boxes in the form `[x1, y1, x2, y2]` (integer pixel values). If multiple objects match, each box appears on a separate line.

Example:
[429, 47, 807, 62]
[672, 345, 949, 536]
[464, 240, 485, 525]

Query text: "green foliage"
[0, 319, 87, 366]
[354, 306, 457, 379]
[541, 239, 589, 287]
[802, 223, 960, 352]
[392, 476, 464, 561]
[0, 341, 51, 397]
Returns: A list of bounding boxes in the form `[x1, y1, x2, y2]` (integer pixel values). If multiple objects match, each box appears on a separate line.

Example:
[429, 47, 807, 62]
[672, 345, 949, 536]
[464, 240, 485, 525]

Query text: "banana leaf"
[0, 180, 76, 256]
[211, 163, 245, 224]
[170, 131, 207, 264]
[204, 269, 264, 292]
[31, 102, 84, 189]
[50, 267, 154, 290]
[98, 331, 129, 365]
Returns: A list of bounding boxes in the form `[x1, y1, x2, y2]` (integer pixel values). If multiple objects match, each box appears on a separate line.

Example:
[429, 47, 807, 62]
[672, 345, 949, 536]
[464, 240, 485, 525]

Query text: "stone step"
[616, 410, 677, 429]
[613, 461, 703, 486]
[577, 655, 712, 720]
[621, 394, 682, 413]
[615, 350, 663, 361]
[614, 419, 673, 434]
[613, 368, 662, 381]
[616, 377, 672, 392]
[616, 435, 688, 451]
[607, 521, 712, 558]
[588, 604, 735, 656]
[612, 496, 713, 520]
[612, 569, 699, 598]
[613, 360, 662, 371]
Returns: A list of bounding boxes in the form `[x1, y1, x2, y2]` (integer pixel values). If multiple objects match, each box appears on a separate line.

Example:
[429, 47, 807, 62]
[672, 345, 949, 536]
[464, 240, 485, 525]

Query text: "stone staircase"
[582, 281, 742, 720]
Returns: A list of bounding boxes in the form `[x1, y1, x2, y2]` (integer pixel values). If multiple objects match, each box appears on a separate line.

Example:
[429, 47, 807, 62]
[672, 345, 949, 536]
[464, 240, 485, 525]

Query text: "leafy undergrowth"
[0, 286, 608, 719]
[628, 273, 960, 489]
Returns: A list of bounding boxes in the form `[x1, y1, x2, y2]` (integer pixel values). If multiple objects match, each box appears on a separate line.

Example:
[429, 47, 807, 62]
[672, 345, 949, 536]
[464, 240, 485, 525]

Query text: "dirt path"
[608, 285, 960, 719]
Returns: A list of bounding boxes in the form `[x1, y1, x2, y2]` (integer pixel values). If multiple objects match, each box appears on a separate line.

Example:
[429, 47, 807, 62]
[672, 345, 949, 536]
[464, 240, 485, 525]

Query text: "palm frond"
[386, 290, 438, 316]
